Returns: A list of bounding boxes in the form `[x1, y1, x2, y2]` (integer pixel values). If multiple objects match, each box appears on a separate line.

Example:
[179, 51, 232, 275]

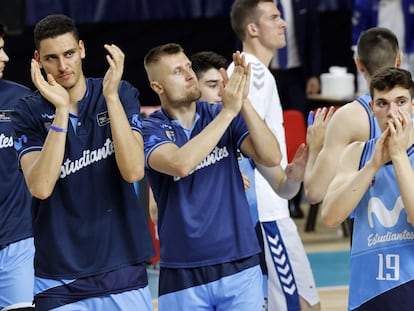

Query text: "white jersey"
[228, 53, 289, 221]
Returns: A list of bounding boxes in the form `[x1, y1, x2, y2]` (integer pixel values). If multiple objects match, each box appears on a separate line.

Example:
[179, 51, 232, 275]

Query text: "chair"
[283, 109, 306, 163]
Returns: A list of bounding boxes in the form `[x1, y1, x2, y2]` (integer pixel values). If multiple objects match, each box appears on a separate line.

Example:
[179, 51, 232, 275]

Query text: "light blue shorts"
[0, 237, 35, 309]
[158, 264, 264, 311]
[50, 287, 153, 311]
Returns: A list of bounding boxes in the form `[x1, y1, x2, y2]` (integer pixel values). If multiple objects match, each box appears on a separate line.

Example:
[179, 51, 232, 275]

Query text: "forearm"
[106, 95, 144, 182]
[322, 162, 377, 227]
[152, 108, 236, 177]
[23, 109, 69, 199]
[256, 164, 300, 199]
[241, 99, 281, 166]
[304, 150, 336, 204]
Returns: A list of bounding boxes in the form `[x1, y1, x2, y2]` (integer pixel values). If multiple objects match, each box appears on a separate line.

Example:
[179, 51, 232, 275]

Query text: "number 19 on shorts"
[376, 254, 400, 281]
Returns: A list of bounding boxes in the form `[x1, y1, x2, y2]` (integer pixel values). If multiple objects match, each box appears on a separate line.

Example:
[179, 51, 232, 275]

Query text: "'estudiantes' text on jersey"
[228, 53, 289, 221]
[0, 79, 32, 246]
[349, 139, 414, 310]
[11, 78, 154, 279]
[142, 102, 260, 268]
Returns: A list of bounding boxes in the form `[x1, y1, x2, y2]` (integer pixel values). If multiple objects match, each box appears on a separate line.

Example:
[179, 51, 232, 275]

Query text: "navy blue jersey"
[142, 101, 260, 268]
[0, 79, 32, 246]
[11, 78, 154, 279]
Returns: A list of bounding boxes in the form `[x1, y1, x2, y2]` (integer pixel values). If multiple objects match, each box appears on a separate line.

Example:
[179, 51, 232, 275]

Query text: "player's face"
[35, 32, 85, 90]
[158, 52, 201, 105]
[198, 68, 223, 103]
[372, 86, 414, 131]
[0, 36, 10, 79]
[255, 2, 287, 51]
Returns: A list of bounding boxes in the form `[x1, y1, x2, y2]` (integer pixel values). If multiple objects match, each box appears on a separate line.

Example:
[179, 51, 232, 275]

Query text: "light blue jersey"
[349, 139, 414, 310]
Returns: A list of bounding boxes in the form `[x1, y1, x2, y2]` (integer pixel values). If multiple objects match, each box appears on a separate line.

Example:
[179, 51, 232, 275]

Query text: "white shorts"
[261, 218, 319, 311]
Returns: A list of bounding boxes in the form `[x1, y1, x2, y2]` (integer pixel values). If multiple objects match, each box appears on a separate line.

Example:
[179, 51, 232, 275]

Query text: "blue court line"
[307, 250, 350, 288]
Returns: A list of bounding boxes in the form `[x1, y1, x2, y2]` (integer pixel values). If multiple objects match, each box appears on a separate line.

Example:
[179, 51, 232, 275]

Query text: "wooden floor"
[153, 202, 351, 311]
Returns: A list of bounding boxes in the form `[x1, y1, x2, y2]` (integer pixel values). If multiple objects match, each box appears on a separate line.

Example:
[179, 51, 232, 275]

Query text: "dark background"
[0, 0, 354, 107]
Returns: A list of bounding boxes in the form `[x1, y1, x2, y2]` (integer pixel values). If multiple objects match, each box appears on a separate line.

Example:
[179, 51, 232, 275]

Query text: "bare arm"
[148, 187, 158, 224]
[257, 143, 308, 199]
[304, 103, 368, 203]
[103, 44, 144, 182]
[321, 141, 374, 227]
[239, 98, 281, 167]
[21, 59, 70, 199]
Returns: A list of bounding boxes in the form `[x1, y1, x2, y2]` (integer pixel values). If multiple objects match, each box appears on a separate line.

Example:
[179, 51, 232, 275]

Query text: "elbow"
[321, 207, 341, 228]
[303, 184, 323, 205]
[173, 164, 193, 178]
[259, 154, 281, 168]
[122, 168, 145, 183]
[29, 184, 53, 200]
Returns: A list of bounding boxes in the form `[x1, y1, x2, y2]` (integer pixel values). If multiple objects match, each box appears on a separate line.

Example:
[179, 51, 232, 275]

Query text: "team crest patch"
[165, 130, 175, 142]
[97, 111, 110, 126]
[0, 110, 11, 122]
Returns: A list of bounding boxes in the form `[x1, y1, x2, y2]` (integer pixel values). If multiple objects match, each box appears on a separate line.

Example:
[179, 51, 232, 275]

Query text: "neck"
[68, 75, 87, 115]
[162, 100, 197, 128]
[243, 41, 274, 67]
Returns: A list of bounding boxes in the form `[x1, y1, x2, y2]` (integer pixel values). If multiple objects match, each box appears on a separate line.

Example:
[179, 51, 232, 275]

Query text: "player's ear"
[34, 50, 42, 68]
[150, 81, 163, 95]
[246, 23, 259, 38]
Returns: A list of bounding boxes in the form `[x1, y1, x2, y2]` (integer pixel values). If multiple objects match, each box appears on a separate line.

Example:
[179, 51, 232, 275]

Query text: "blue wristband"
[49, 125, 67, 133]
[307, 111, 314, 126]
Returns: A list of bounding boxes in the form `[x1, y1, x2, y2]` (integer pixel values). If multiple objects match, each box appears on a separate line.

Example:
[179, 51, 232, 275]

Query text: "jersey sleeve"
[11, 95, 47, 165]
[118, 80, 143, 133]
[141, 117, 174, 168]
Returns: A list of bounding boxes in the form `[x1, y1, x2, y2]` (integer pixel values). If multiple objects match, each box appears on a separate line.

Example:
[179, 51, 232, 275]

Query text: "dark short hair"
[357, 27, 399, 76]
[190, 51, 228, 78]
[230, 0, 273, 41]
[144, 42, 184, 69]
[370, 67, 414, 99]
[34, 14, 79, 50]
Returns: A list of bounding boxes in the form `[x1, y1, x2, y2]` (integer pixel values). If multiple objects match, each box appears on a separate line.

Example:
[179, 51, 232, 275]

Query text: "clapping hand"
[31, 59, 70, 110]
[103, 44, 124, 100]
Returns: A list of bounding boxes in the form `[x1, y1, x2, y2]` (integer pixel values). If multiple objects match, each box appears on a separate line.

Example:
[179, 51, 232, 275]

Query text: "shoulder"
[0, 79, 31, 92]
[328, 101, 371, 140]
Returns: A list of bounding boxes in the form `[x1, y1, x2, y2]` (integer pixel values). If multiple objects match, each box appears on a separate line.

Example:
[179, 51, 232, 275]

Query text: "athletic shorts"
[0, 237, 34, 309]
[158, 264, 264, 311]
[50, 287, 153, 311]
[261, 218, 319, 311]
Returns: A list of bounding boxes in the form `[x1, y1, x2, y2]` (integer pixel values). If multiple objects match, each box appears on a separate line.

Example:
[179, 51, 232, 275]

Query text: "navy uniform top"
[142, 101, 260, 268]
[11, 78, 155, 279]
[0, 79, 32, 246]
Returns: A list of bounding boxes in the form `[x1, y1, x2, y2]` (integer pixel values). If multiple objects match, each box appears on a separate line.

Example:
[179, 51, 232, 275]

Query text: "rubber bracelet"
[49, 125, 68, 133]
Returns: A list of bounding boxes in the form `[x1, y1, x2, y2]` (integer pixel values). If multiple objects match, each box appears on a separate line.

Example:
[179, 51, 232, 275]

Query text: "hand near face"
[103, 44, 124, 99]
[386, 108, 413, 159]
[31, 59, 70, 110]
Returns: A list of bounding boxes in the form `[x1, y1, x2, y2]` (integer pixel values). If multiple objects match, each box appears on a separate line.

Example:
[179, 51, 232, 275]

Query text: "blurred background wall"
[0, 0, 354, 106]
